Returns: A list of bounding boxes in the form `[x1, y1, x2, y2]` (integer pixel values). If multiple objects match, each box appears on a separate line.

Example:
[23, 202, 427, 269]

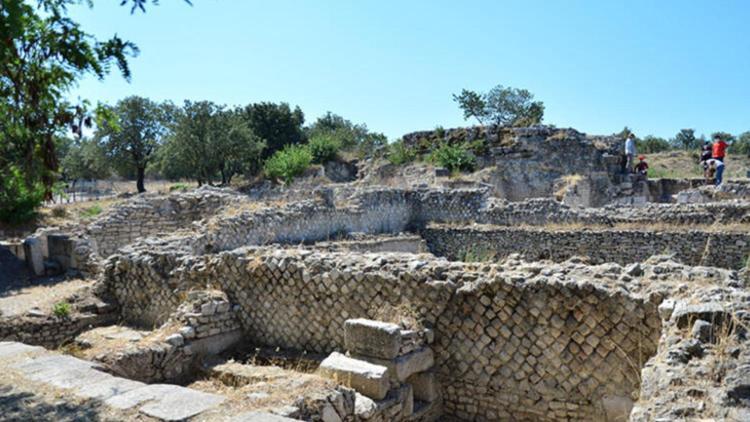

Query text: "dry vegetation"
[647, 150, 750, 179]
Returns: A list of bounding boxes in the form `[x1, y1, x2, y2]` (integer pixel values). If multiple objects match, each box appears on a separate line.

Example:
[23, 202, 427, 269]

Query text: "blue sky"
[70, 0, 750, 140]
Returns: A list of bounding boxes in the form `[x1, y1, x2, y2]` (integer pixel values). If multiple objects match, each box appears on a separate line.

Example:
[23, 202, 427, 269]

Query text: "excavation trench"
[100, 247, 663, 421]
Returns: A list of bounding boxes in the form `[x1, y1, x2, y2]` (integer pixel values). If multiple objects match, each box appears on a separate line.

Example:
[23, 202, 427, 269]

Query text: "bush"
[169, 183, 190, 192]
[52, 302, 71, 318]
[80, 204, 102, 218]
[387, 141, 417, 166]
[307, 135, 341, 164]
[264, 145, 313, 185]
[430, 143, 477, 173]
[0, 166, 44, 224]
[51, 206, 68, 218]
[637, 136, 672, 154]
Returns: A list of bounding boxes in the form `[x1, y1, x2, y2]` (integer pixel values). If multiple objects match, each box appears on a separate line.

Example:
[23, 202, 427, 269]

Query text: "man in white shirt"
[624, 133, 637, 174]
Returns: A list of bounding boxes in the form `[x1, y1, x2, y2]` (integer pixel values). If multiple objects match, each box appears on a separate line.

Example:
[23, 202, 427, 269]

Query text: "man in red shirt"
[712, 135, 728, 162]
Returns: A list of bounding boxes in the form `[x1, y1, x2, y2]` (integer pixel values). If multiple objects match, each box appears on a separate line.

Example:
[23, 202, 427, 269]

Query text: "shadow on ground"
[0, 385, 109, 422]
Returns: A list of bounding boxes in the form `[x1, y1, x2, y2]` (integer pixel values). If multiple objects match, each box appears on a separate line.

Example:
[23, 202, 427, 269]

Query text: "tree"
[637, 135, 671, 153]
[672, 129, 698, 150]
[453, 85, 545, 127]
[307, 112, 387, 157]
[243, 102, 305, 160]
[0, 0, 138, 220]
[711, 131, 736, 144]
[159, 101, 265, 185]
[735, 131, 750, 157]
[60, 137, 110, 199]
[96, 96, 172, 193]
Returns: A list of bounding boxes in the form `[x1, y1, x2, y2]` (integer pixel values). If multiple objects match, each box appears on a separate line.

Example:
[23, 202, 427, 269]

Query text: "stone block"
[23, 237, 45, 276]
[318, 352, 389, 400]
[407, 371, 438, 402]
[354, 347, 434, 382]
[344, 318, 401, 360]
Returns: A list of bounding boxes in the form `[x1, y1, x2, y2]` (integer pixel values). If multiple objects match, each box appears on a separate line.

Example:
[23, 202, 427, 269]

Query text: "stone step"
[318, 352, 389, 400]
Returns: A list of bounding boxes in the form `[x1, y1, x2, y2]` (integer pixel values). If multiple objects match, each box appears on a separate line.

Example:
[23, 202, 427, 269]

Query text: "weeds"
[459, 245, 497, 263]
[52, 302, 72, 318]
[387, 141, 417, 166]
[79, 204, 102, 218]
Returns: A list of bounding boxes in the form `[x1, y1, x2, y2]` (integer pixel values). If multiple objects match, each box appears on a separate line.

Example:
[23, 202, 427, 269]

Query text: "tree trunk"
[136, 167, 146, 193]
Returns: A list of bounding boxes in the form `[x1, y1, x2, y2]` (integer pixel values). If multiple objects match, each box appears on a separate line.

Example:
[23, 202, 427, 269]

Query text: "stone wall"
[0, 312, 116, 349]
[422, 225, 750, 269]
[402, 126, 623, 201]
[86, 187, 238, 257]
[102, 248, 662, 421]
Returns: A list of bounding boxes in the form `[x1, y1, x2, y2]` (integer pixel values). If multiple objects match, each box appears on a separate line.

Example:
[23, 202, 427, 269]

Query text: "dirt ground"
[0, 277, 93, 318]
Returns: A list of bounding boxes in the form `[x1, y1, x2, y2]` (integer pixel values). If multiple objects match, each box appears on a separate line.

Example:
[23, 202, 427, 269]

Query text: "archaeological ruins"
[1, 126, 749, 421]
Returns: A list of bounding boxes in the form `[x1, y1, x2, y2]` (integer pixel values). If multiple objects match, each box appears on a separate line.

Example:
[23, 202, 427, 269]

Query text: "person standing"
[624, 133, 637, 174]
[712, 135, 728, 162]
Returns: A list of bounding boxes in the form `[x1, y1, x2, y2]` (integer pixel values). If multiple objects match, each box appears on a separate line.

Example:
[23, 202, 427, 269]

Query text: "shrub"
[307, 135, 341, 164]
[80, 204, 102, 218]
[264, 144, 313, 185]
[637, 136, 672, 153]
[53, 302, 71, 318]
[169, 183, 190, 192]
[51, 206, 68, 218]
[0, 166, 44, 224]
[387, 141, 417, 166]
[430, 143, 477, 173]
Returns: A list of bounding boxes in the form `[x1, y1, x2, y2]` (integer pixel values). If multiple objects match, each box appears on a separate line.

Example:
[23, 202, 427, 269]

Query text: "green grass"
[169, 183, 190, 192]
[52, 302, 71, 318]
[79, 204, 102, 219]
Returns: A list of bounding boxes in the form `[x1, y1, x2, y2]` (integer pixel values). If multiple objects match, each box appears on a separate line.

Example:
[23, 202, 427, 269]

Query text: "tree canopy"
[96, 96, 173, 192]
[453, 85, 545, 127]
[157, 101, 265, 186]
[0, 0, 137, 218]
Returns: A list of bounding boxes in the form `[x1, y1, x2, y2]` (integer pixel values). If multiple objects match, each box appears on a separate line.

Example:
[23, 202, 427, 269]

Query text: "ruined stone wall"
[423, 225, 750, 269]
[0, 312, 115, 348]
[402, 126, 622, 200]
[102, 249, 661, 421]
[86, 188, 237, 257]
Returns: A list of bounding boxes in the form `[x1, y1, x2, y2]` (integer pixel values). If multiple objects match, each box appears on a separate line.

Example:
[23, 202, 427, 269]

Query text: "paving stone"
[0, 341, 46, 359]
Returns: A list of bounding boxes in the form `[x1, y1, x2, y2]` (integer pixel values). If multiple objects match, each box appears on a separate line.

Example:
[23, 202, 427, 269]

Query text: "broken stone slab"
[0, 341, 46, 359]
[75, 376, 145, 400]
[318, 352, 389, 400]
[137, 386, 225, 421]
[232, 411, 301, 421]
[106, 383, 225, 421]
[344, 319, 402, 360]
[354, 347, 435, 382]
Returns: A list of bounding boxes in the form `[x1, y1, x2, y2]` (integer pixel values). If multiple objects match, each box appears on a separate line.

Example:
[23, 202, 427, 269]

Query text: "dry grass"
[372, 301, 423, 330]
[554, 174, 584, 200]
[647, 150, 750, 180]
[190, 360, 336, 416]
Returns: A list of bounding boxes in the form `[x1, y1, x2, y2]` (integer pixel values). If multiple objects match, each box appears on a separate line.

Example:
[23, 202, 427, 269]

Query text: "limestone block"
[355, 347, 435, 382]
[344, 319, 401, 359]
[407, 371, 439, 402]
[318, 352, 389, 400]
[23, 237, 45, 276]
